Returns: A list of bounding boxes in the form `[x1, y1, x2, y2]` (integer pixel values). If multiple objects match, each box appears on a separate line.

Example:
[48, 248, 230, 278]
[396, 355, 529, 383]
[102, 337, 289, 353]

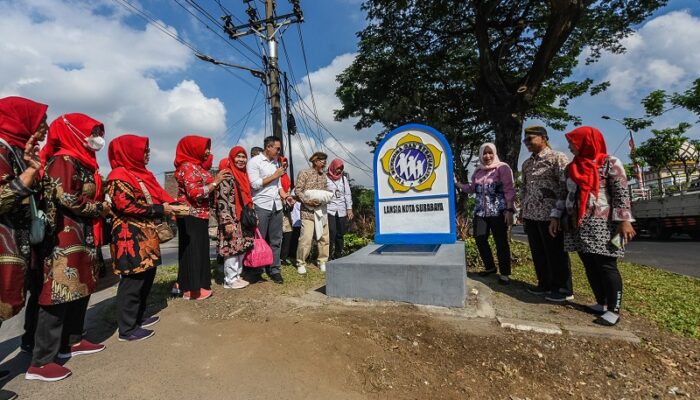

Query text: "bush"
[342, 232, 372, 256]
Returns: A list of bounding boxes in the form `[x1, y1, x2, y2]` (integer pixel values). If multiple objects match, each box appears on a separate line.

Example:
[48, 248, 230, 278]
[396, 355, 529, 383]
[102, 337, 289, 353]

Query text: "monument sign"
[374, 124, 457, 244]
[326, 123, 467, 308]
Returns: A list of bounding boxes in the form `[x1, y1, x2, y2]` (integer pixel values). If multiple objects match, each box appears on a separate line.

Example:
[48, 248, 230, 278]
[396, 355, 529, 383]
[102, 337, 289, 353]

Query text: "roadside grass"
[467, 238, 700, 339]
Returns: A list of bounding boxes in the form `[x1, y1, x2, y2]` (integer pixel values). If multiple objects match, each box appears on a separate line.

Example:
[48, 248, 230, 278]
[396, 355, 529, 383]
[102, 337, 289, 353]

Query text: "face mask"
[86, 136, 105, 151]
[63, 116, 105, 152]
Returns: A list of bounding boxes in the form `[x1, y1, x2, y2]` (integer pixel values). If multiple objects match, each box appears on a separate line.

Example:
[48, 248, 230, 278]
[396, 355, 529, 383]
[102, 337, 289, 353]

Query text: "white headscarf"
[476, 142, 507, 171]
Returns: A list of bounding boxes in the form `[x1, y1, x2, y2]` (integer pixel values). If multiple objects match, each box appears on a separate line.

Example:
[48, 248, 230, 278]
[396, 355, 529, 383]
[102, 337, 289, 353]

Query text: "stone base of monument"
[326, 241, 467, 308]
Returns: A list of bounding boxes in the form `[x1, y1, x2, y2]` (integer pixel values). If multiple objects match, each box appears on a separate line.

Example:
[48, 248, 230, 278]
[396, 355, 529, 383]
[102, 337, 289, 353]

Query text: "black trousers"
[177, 216, 211, 293]
[31, 296, 90, 367]
[524, 219, 573, 294]
[473, 215, 511, 276]
[328, 213, 348, 260]
[578, 252, 622, 313]
[281, 227, 301, 263]
[117, 268, 157, 336]
[22, 265, 44, 349]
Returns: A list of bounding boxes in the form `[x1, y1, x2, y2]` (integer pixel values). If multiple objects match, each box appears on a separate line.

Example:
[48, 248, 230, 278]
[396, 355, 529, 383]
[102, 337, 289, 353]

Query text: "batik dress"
[39, 156, 105, 306]
[215, 177, 254, 257]
[558, 156, 634, 258]
[0, 144, 35, 320]
[106, 180, 165, 275]
[175, 161, 212, 219]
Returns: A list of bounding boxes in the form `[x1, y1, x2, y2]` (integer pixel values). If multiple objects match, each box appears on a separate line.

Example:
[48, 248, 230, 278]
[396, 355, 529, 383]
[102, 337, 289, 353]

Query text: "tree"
[336, 0, 667, 171]
[627, 78, 700, 191]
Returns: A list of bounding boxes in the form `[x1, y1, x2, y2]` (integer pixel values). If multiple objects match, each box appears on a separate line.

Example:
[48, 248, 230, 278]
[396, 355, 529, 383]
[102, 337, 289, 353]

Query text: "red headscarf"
[225, 146, 253, 220]
[0, 96, 48, 148]
[218, 158, 229, 171]
[202, 154, 213, 171]
[174, 135, 211, 169]
[42, 113, 105, 245]
[565, 126, 609, 224]
[279, 155, 291, 192]
[327, 158, 345, 181]
[107, 134, 174, 204]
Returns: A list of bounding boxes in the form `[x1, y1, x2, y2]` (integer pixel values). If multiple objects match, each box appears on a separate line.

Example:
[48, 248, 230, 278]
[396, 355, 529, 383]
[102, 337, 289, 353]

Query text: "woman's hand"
[163, 203, 173, 215]
[100, 202, 112, 217]
[170, 205, 189, 216]
[617, 221, 636, 245]
[225, 223, 234, 235]
[23, 136, 42, 171]
[548, 218, 560, 238]
[504, 210, 514, 227]
[214, 170, 230, 185]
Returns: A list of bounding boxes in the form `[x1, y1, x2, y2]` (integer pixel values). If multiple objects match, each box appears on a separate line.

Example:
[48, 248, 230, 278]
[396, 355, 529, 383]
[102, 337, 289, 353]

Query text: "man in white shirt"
[246, 136, 293, 284]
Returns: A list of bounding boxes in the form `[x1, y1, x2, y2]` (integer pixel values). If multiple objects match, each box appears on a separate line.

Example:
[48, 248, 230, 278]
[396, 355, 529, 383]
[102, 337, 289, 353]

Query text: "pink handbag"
[243, 228, 274, 268]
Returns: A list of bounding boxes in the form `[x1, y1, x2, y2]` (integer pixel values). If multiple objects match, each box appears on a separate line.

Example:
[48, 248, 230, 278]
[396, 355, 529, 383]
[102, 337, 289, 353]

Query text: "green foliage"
[336, 0, 667, 169]
[342, 233, 372, 256]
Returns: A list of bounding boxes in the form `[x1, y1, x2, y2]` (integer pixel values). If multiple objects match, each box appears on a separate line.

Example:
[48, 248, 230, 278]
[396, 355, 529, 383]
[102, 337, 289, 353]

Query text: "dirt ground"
[2, 267, 699, 400]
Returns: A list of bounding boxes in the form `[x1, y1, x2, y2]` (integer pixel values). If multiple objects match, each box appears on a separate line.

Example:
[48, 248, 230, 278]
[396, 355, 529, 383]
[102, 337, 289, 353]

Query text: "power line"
[111, 0, 259, 91]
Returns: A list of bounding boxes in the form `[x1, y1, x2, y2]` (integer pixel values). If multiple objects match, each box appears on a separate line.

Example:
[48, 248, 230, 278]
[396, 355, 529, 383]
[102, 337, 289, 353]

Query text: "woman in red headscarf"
[27, 113, 110, 382]
[106, 134, 188, 342]
[173, 135, 228, 300]
[550, 126, 636, 327]
[215, 146, 254, 289]
[0, 97, 48, 377]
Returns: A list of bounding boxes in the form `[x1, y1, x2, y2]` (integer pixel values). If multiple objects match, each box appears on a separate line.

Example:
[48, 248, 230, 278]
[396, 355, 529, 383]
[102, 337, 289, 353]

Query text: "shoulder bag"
[0, 138, 46, 245]
[136, 179, 176, 244]
[233, 178, 257, 230]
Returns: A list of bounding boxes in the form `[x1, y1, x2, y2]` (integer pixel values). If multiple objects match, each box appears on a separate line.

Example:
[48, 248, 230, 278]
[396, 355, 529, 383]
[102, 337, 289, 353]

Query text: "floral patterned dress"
[39, 156, 105, 306]
[216, 177, 254, 257]
[106, 180, 166, 275]
[0, 144, 35, 320]
[175, 161, 212, 220]
[557, 156, 634, 258]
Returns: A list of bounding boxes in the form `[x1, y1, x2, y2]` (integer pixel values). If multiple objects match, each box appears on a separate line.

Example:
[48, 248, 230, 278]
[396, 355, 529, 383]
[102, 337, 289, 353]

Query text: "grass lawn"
[468, 239, 700, 339]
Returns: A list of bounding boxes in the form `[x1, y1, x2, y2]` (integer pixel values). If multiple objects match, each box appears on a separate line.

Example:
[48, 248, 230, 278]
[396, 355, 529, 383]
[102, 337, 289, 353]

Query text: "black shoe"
[498, 276, 510, 285]
[270, 273, 284, 284]
[20, 343, 33, 354]
[526, 285, 549, 295]
[0, 389, 18, 400]
[0, 370, 10, 381]
[544, 292, 574, 302]
[593, 311, 620, 326]
[478, 268, 497, 277]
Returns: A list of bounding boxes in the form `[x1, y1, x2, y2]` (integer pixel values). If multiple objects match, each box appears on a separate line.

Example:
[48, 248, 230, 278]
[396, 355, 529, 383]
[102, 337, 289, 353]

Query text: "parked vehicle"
[631, 186, 700, 240]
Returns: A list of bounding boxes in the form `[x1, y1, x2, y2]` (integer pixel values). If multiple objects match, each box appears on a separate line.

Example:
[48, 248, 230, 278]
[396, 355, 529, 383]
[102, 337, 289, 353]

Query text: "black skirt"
[177, 216, 211, 292]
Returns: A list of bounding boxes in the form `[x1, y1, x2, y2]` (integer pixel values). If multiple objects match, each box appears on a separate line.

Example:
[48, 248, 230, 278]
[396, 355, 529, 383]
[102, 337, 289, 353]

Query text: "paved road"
[511, 225, 700, 278]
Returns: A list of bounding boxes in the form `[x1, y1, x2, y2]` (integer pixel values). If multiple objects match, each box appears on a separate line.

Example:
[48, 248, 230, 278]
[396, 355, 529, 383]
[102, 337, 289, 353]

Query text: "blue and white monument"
[326, 124, 467, 307]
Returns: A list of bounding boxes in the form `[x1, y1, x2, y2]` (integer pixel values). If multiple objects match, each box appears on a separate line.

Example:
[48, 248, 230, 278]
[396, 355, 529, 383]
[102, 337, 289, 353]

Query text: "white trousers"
[223, 254, 244, 284]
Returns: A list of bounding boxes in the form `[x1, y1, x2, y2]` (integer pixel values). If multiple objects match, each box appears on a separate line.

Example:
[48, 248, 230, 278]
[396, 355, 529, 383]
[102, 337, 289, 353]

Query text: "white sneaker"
[319, 263, 326, 272]
[297, 264, 307, 274]
[228, 278, 249, 289]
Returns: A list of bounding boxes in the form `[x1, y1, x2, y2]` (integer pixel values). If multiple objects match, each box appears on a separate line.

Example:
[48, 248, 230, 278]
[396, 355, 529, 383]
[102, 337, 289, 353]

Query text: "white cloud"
[586, 10, 700, 109]
[290, 53, 376, 186]
[0, 0, 227, 177]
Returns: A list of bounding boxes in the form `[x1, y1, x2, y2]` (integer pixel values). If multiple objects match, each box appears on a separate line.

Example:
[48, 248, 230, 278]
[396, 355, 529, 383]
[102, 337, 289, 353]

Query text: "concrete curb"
[497, 317, 563, 335]
[563, 324, 641, 343]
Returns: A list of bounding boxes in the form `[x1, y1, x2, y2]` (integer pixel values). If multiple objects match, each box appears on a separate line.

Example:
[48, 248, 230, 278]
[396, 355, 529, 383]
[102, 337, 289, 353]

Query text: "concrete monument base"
[326, 241, 467, 308]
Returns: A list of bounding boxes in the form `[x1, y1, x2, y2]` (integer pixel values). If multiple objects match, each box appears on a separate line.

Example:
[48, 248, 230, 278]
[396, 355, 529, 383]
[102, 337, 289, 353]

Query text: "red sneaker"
[196, 289, 212, 300]
[25, 363, 72, 382]
[57, 339, 105, 359]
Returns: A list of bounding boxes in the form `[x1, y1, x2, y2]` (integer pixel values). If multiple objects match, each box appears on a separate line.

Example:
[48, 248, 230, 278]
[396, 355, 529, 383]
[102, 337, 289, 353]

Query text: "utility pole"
[284, 72, 296, 184]
[222, 0, 304, 149]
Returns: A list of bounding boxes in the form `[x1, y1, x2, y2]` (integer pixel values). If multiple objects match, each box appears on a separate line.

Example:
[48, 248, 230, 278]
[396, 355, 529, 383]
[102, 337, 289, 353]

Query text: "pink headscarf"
[475, 143, 507, 171]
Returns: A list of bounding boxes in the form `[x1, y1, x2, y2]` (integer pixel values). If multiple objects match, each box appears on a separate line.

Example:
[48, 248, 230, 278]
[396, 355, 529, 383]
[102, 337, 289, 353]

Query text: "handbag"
[233, 178, 257, 230]
[136, 180, 176, 244]
[0, 138, 46, 245]
[242, 228, 273, 268]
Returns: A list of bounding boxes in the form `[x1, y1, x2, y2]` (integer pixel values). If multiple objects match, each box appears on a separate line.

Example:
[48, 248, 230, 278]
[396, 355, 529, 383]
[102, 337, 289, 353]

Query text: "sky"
[1, 0, 699, 187]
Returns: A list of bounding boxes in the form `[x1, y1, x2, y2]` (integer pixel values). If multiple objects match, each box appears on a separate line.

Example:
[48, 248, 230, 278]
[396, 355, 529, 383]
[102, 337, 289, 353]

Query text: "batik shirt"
[107, 180, 165, 275]
[459, 164, 516, 218]
[521, 147, 569, 221]
[0, 144, 34, 319]
[215, 176, 254, 257]
[555, 156, 635, 258]
[175, 161, 213, 220]
[40, 156, 105, 306]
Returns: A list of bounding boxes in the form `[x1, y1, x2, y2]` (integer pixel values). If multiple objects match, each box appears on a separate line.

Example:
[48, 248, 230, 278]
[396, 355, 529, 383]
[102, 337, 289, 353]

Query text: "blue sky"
[1, 0, 699, 186]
